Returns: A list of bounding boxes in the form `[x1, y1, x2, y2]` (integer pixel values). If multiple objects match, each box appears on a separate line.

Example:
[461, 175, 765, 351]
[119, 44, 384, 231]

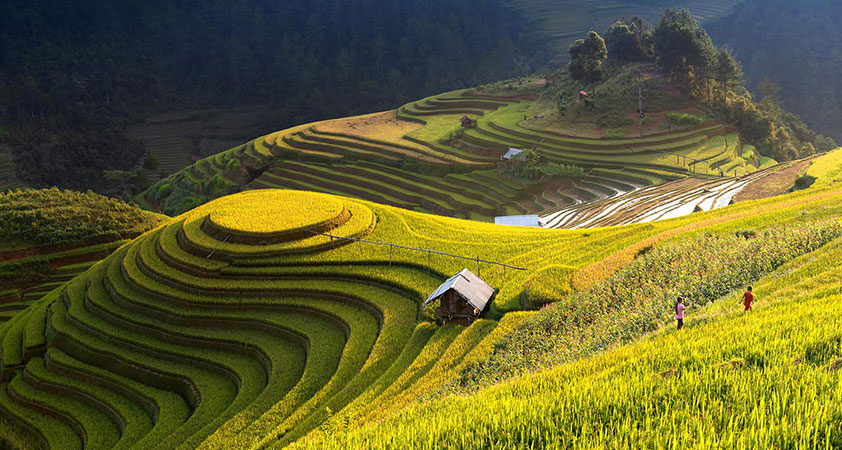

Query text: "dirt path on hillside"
[733, 159, 814, 203]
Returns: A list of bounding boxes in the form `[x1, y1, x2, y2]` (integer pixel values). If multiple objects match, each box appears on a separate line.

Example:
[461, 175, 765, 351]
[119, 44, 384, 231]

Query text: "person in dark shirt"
[675, 296, 686, 329]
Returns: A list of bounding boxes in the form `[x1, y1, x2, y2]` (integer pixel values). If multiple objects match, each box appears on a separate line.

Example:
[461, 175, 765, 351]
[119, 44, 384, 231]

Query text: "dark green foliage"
[666, 112, 704, 127]
[714, 94, 835, 160]
[605, 16, 654, 63]
[0, 188, 156, 247]
[502, 150, 584, 182]
[791, 175, 817, 192]
[156, 183, 211, 217]
[0, 0, 548, 191]
[714, 46, 743, 98]
[654, 9, 717, 81]
[142, 153, 160, 171]
[709, 0, 842, 141]
[573, 9, 834, 161]
[103, 168, 150, 201]
[156, 183, 173, 199]
[568, 32, 608, 85]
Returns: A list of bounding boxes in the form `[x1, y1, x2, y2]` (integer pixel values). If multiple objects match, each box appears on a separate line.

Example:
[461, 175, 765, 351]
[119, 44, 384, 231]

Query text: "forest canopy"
[708, 0, 842, 141]
[0, 0, 547, 191]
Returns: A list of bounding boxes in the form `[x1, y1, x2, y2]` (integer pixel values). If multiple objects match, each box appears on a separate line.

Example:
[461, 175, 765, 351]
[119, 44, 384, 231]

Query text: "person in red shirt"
[742, 286, 754, 312]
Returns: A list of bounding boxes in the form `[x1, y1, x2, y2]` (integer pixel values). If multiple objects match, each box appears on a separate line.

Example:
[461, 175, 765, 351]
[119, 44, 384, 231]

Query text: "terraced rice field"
[509, 0, 739, 67]
[4, 189, 639, 449]
[127, 107, 271, 181]
[7, 153, 842, 449]
[539, 160, 802, 228]
[0, 242, 128, 327]
[298, 213, 842, 448]
[149, 88, 767, 225]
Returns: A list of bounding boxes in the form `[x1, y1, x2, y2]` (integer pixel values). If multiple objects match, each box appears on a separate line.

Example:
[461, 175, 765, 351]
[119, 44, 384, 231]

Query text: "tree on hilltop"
[654, 9, 717, 84]
[715, 46, 743, 99]
[569, 31, 608, 85]
[605, 16, 654, 63]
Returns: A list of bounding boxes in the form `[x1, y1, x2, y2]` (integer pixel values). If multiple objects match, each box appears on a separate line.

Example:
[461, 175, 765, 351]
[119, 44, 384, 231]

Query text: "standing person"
[742, 286, 754, 312]
[675, 296, 686, 330]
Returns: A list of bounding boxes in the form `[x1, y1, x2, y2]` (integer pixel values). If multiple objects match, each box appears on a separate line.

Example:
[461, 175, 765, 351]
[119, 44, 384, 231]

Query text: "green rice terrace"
[126, 107, 273, 183]
[2, 149, 842, 448]
[144, 67, 793, 229]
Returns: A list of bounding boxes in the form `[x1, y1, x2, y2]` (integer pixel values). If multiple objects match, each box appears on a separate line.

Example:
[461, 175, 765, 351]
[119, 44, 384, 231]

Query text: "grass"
[807, 148, 842, 187]
[460, 221, 842, 388]
[0, 240, 129, 328]
[0, 188, 161, 328]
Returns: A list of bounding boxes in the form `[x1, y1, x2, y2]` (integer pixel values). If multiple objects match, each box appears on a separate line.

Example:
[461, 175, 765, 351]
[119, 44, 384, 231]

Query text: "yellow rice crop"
[204, 190, 344, 234]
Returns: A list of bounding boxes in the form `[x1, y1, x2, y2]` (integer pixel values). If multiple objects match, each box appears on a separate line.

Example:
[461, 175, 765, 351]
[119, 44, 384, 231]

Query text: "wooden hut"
[424, 268, 494, 322]
[460, 115, 477, 128]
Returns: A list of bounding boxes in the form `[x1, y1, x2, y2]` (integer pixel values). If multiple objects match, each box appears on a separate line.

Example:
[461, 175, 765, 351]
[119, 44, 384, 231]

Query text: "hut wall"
[438, 291, 475, 318]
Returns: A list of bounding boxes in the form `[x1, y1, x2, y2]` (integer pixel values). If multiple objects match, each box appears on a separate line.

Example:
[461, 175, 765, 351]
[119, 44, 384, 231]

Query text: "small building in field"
[501, 147, 524, 161]
[460, 115, 477, 128]
[424, 268, 494, 322]
[578, 90, 590, 99]
[494, 214, 540, 227]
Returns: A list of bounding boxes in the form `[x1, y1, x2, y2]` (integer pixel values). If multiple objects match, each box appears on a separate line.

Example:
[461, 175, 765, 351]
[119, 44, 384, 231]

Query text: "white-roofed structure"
[425, 268, 494, 321]
[494, 215, 540, 227]
[501, 148, 524, 160]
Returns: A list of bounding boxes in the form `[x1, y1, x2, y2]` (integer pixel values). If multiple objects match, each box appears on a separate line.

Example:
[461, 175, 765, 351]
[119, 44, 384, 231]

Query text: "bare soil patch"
[316, 110, 421, 142]
[733, 159, 814, 203]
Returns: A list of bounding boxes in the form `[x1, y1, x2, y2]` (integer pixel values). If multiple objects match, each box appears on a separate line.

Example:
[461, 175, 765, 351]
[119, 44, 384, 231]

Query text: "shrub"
[666, 112, 704, 127]
[157, 183, 173, 199]
[0, 188, 156, 247]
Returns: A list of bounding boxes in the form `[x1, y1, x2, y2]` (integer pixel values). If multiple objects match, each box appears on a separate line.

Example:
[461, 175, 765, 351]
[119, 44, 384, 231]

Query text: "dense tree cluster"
[568, 9, 834, 161]
[604, 16, 654, 63]
[0, 188, 157, 247]
[708, 0, 842, 142]
[0, 0, 547, 191]
[568, 32, 607, 85]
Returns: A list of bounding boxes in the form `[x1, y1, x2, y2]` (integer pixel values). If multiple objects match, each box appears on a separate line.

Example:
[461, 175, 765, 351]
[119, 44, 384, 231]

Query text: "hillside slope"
[0, 0, 546, 192]
[0, 189, 162, 327]
[300, 217, 842, 448]
[290, 150, 842, 449]
[3, 149, 842, 448]
[144, 69, 779, 222]
[709, 0, 842, 141]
